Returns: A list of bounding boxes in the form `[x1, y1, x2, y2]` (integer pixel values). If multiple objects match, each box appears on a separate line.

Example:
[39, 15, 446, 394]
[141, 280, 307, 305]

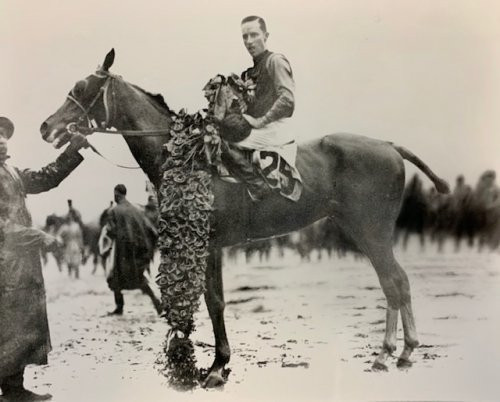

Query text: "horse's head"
[40, 49, 116, 148]
[44, 213, 65, 233]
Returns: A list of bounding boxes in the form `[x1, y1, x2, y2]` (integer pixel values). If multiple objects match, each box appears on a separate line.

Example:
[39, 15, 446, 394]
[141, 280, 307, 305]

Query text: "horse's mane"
[130, 84, 173, 116]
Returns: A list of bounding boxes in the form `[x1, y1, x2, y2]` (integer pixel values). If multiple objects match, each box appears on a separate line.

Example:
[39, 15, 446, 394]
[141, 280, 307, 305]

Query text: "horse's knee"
[206, 292, 225, 315]
[214, 298, 225, 315]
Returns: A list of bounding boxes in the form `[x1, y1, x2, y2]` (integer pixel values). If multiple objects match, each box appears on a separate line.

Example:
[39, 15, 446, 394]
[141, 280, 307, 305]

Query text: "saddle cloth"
[218, 140, 303, 202]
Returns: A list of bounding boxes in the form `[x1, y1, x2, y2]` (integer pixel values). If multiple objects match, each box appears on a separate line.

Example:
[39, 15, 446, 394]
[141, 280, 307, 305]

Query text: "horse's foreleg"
[203, 247, 230, 388]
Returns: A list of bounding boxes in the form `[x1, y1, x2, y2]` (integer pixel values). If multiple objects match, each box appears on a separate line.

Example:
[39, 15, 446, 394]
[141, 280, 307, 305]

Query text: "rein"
[69, 126, 171, 137]
[65, 71, 171, 169]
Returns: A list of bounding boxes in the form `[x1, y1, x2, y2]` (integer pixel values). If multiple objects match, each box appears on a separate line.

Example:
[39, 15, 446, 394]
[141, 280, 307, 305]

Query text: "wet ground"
[24, 242, 500, 401]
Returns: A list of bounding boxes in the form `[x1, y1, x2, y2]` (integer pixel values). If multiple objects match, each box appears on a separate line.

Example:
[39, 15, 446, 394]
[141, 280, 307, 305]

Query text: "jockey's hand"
[66, 133, 90, 152]
[242, 114, 266, 129]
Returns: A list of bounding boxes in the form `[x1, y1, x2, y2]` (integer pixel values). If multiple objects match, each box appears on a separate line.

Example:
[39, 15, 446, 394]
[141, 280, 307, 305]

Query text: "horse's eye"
[71, 80, 87, 98]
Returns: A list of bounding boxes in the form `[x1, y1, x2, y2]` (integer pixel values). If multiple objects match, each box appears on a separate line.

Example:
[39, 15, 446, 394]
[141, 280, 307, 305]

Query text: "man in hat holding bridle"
[0, 116, 87, 401]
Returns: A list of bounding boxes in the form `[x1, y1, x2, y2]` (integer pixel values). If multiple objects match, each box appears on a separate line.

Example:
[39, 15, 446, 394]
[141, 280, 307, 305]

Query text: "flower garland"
[155, 74, 254, 388]
[156, 109, 218, 335]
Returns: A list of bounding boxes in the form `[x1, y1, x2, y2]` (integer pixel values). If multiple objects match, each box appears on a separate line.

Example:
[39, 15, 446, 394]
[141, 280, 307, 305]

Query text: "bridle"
[64, 70, 171, 169]
[66, 70, 173, 137]
[66, 71, 113, 136]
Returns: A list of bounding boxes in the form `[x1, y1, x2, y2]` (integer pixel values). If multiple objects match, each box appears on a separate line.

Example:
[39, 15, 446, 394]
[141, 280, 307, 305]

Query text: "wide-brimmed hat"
[0, 117, 14, 139]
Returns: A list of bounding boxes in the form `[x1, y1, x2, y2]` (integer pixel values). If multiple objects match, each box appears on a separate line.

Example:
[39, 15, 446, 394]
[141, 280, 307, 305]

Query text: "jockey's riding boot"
[221, 143, 271, 201]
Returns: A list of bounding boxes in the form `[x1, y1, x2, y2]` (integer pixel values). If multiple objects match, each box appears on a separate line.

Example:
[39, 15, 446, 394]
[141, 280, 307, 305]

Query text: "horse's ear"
[102, 48, 115, 71]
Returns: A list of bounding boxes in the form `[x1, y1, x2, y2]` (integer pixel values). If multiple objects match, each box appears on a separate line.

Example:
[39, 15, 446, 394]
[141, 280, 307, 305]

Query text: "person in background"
[57, 210, 84, 279]
[106, 184, 162, 315]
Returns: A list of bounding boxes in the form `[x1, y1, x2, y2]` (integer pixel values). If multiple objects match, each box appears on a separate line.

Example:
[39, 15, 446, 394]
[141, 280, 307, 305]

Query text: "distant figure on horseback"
[66, 199, 82, 227]
[221, 16, 299, 201]
[57, 210, 84, 279]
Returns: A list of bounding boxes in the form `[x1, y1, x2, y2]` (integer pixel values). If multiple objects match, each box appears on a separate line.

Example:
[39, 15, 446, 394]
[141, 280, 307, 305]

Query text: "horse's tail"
[391, 143, 450, 194]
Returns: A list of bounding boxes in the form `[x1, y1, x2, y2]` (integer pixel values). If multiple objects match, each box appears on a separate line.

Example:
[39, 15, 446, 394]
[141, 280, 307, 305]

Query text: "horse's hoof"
[397, 358, 413, 369]
[371, 361, 388, 372]
[202, 373, 225, 388]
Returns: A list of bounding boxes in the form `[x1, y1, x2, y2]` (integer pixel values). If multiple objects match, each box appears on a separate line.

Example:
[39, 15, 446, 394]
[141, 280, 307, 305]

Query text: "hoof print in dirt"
[281, 362, 309, 368]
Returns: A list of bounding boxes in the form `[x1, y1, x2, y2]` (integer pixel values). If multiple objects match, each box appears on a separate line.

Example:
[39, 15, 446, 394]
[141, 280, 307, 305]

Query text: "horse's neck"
[112, 83, 172, 186]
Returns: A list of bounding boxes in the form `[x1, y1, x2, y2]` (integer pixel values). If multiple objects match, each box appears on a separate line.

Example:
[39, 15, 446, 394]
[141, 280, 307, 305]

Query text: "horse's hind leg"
[203, 247, 230, 388]
[398, 294, 419, 368]
[366, 246, 419, 370]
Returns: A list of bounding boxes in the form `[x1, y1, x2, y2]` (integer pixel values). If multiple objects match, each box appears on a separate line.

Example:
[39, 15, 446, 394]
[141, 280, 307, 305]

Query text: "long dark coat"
[106, 199, 157, 291]
[0, 150, 83, 378]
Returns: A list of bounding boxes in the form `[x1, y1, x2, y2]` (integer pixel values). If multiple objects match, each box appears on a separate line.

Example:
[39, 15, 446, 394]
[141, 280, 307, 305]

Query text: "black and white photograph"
[1, 1, 499, 401]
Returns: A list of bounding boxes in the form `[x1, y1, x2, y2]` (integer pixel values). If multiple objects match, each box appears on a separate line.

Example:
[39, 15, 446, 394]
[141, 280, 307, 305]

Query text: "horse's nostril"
[40, 122, 48, 138]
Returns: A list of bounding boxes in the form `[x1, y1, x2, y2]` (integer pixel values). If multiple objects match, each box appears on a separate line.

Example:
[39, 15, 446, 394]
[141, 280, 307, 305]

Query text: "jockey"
[222, 15, 296, 201]
[239, 15, 295, 146]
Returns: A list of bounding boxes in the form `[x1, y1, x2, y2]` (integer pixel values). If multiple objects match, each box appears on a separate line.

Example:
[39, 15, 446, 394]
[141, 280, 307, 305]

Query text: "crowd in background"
[41, 190, 159, 279]
[228, 170, 500, 262]
[41, 169, 499, 276]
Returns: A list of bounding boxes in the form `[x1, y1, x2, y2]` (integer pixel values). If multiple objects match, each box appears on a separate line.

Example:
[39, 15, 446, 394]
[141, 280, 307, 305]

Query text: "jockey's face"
[241, 20, 269, 59]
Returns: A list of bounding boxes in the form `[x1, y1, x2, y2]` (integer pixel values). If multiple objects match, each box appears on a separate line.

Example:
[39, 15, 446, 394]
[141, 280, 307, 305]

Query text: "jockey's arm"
[261, 54, 295, 125]
[244, 54, 295, 129]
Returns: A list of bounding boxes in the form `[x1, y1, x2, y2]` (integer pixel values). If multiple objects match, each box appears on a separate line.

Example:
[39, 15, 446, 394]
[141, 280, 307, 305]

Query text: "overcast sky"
[1, 0, 499, 224]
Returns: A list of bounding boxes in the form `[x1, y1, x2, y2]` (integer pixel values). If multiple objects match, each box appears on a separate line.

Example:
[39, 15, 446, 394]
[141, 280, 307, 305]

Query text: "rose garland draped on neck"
[156, 110, 217, 336]
[155, 74, 255, 338]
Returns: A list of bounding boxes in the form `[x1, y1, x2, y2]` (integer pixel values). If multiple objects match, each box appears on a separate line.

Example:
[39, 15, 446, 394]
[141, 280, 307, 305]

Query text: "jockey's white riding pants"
[234, 119, 297, 167]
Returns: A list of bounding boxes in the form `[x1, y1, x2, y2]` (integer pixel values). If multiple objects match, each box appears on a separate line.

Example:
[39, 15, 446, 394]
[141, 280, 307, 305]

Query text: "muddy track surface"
[22, 246, 500, 401]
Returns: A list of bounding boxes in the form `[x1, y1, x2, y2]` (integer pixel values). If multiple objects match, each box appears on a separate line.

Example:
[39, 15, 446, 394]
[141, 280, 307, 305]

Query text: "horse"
[43, 212, 106, 275]
[42, 213, 66, 271]
[40, 49, 450, 387]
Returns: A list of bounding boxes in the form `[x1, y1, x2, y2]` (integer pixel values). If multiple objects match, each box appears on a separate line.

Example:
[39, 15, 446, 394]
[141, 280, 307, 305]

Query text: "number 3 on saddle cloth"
[218, 120, 303, 202]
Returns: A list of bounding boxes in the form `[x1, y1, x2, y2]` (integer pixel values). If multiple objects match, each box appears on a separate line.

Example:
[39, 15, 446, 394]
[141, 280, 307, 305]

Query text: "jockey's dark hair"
[241, 15, 267, 33]
[114, 184, 127, 195]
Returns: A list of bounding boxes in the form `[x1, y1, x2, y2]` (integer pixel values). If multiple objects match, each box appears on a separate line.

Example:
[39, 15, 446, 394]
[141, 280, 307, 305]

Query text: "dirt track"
[25, 243, 500, 401]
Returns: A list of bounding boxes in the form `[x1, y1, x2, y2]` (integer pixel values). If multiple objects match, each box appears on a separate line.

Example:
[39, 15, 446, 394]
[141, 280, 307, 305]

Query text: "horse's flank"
[214, 133, 405, 249]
